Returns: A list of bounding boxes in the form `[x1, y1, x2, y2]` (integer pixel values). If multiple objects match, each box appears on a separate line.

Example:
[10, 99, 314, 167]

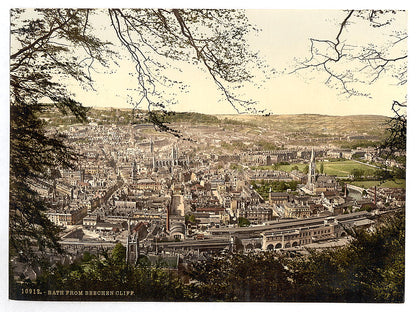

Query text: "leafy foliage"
[12, 248, 191, 301]
[237, 217, 251, 227]
[379, 101, 407, 162]
[9, 103, 77, 265]
[10, 9, 104, 266]
[350, 168, 365, 179]
[186, 252, 293, 301]
[251, 180, 299, 198]
[290, 211, 405, 302]
[187, 210, 404, 302]
[10, 211, 404, 302]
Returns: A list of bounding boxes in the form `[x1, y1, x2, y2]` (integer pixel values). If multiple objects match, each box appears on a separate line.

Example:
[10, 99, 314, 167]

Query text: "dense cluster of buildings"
[34, 122, 404, 266]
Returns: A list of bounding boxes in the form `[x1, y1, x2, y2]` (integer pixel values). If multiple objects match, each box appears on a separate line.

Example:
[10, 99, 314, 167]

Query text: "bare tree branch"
[290, 10, 407, 97]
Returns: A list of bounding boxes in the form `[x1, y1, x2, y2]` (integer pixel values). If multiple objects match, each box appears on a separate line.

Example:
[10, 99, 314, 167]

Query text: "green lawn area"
[349, 179, 406, 189]
[254, 160, 377, 177]
[317, 160, 377, 177]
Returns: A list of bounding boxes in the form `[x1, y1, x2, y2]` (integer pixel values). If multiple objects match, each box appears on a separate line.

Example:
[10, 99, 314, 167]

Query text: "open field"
[255, 160, 378, 177]
[349, 179, 406, 189]
[316, 160, 377, 177]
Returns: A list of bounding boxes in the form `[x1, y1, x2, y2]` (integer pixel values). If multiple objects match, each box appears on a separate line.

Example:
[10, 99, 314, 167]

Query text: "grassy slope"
[349, 179, 406, 189]
[216, 114, 388, 137]
[43, 108, 389, 142]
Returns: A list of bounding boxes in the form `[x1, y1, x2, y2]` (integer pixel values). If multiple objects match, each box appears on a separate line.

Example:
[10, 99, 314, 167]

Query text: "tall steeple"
[307, 148, 316, 186]
[171, 144, 178, 166]
[132, 161, 138, 183]
[150, 138, 154, 154]
[152, 156, 156, 171]
[171, 144, 178, 160]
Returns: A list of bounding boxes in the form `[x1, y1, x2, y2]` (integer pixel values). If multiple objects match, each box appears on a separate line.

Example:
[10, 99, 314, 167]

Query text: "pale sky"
[67, 9, 408, 117]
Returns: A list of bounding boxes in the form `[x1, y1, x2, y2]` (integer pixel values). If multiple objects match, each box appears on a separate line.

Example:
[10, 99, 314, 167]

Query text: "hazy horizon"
[85, 105, 391, 118]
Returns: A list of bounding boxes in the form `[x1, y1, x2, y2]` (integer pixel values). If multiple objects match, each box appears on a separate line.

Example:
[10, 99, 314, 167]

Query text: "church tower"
[132, 161, 138, 183]
[307, 148, 317, 187]
[152, 156, 157, 172]
[171, 144, 178, 160]
[150, 138, 154, 154]
[171, 144, 178, 166]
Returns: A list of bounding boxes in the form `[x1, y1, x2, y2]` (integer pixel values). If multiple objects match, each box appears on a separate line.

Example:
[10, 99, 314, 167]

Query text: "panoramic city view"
[8, 8, 407, 304]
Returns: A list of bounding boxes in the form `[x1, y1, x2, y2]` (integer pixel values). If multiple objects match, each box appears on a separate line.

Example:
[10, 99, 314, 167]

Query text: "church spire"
[307, 148, 316, 187]
[150, 138, 154, 154]
[310, 148, 315, 163]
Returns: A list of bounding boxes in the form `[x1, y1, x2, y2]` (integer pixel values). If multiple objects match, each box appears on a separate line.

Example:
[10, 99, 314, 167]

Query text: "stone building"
[47, 205, 88, 227]
[262, 218, 337, 250]
[269, 191, 290, 204]
[282, 201, 311, 219]
[237, 205, 273, 224]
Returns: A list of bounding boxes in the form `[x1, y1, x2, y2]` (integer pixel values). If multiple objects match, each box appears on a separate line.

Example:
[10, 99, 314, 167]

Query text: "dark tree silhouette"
[379, 100, 407, 159]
